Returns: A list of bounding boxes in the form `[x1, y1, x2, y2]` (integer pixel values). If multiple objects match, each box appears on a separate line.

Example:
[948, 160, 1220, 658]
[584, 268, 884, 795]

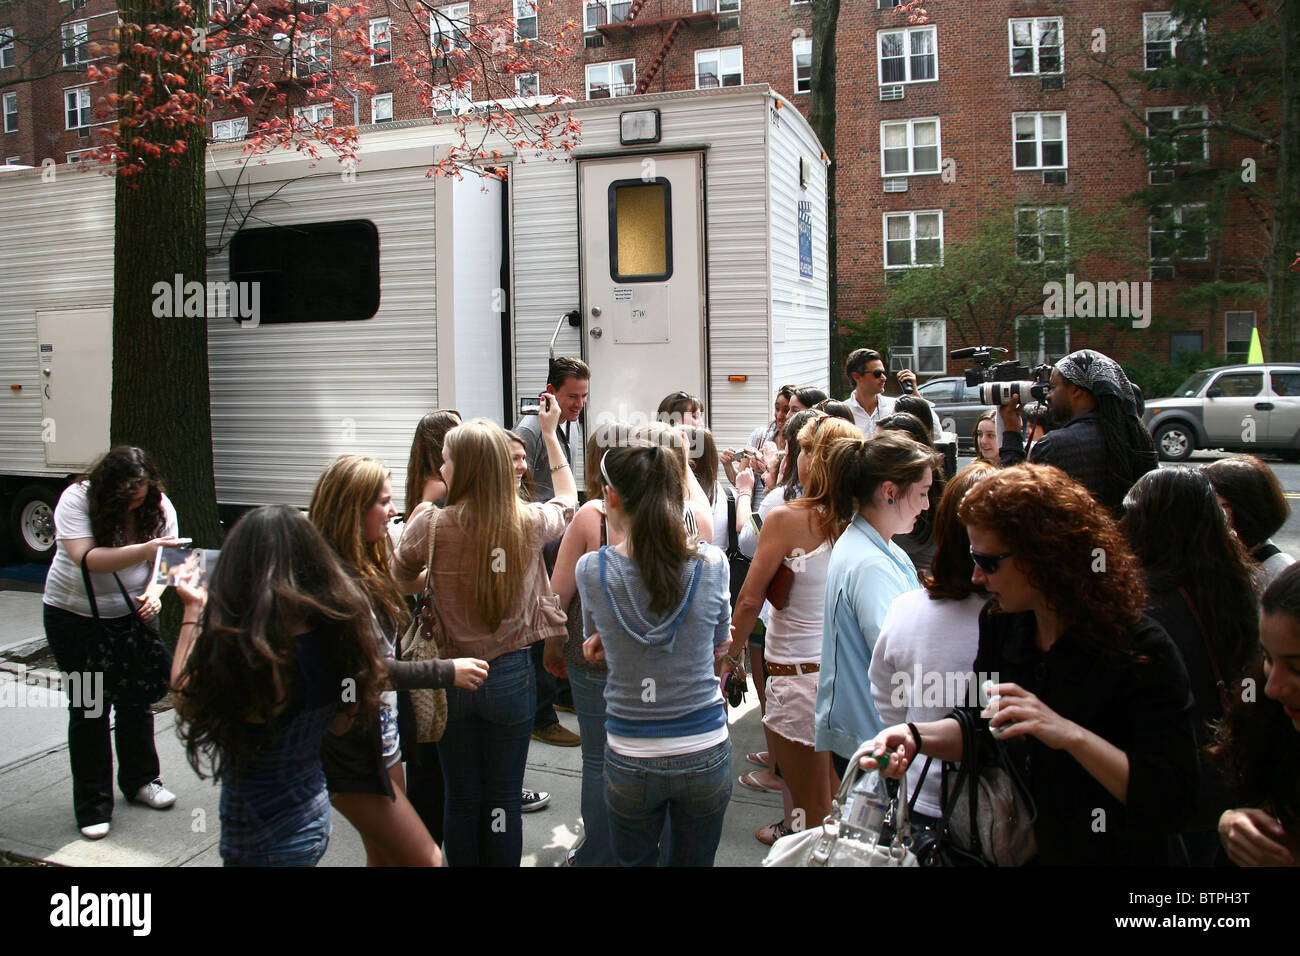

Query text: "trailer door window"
[608, 178, 673, 281]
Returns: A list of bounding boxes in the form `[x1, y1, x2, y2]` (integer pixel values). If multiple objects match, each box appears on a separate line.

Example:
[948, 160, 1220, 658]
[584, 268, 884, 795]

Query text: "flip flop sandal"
[756, 820, 794, 846]
[737, 771, 782, 794]
[745, 751, 770, 769]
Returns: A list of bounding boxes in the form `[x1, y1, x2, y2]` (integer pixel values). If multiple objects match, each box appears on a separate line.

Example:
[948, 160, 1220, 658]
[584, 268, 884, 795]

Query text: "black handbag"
[80, 553, 173, 707]
[723, 487, 751, 610]
[927, 708, 1038, 866]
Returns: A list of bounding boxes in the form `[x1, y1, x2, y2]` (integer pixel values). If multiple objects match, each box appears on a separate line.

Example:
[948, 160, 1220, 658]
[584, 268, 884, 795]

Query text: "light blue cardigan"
[814, 514, 923, 759]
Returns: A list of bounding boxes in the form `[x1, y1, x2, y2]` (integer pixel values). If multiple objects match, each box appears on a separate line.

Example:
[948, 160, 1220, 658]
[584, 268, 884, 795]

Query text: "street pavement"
[4, 450, 1298, 867]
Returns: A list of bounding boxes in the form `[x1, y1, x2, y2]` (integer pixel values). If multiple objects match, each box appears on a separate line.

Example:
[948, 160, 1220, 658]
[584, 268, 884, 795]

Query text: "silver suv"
[1142, 363, 1300, 462]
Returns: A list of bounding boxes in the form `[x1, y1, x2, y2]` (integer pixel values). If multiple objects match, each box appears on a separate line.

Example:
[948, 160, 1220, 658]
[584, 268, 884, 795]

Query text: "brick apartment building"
[0, 0, 1276, 387]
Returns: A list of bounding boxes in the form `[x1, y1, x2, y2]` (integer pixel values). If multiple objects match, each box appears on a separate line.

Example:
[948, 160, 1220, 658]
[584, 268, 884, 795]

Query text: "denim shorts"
[222, 811, 331, 867]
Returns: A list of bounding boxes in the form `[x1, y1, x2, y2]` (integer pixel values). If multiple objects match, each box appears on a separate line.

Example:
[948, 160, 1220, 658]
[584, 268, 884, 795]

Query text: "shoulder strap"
[725, 487, 738, 553]
[1252, 542, 1281, 563]
[599, 509, 608, 547]
[79, 551, 143, 623]
[422, 509, 441, 604]
[1178, 585, 1231, 712]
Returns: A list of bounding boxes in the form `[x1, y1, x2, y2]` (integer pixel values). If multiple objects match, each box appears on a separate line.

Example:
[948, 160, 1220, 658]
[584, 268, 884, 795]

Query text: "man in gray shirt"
[512, 356, 590, 749]
[513, 356, 589, 503]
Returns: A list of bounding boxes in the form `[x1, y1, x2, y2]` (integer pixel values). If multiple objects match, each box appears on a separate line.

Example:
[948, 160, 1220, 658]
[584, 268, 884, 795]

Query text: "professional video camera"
[950, 346, 1053, 408]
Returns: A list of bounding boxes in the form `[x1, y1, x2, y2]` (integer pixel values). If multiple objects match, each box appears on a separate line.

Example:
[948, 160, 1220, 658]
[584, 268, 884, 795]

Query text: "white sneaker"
[130, 782, 176, 810]
[80, 822, 110, 840]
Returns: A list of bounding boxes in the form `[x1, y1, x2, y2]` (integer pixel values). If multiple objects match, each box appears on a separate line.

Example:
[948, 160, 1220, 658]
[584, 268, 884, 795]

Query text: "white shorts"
[762, 672, 819, 749]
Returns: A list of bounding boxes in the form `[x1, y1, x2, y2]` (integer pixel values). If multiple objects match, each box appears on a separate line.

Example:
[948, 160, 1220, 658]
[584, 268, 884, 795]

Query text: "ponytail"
[826, 431, 943, 523]
[603, 443, 692, 615]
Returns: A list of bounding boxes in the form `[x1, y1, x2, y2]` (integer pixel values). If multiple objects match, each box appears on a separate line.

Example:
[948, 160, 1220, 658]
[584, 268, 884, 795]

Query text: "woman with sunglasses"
[860, 464, 1200, 865]
[657, 391, 704, 427]
[577, 441, 734, 866]
[814, 432, 942, 778]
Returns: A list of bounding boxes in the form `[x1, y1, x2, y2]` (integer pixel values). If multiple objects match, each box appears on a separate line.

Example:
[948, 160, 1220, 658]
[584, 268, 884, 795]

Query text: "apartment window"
[694, 0, 741, 11]
[1150, 204, 1209, 263]
[433, 4, 471, 55]
[296, 32, 331, 74]
[209, 0, 229, 16]
[586, 59, 635, 99]
[370, 18, 392, 65]
[62, 20, 89, 66]
[1016, 317, 1070, 365]
[696, 47, 742, 89]
[209, 47, 245, 82]
[1146, 107, 1208, 167]
[1009, 17, 1062, 75]
[431, 84, 472, 115]
[1145, 12, 1204, 69]
[2, 92, 16, 133]
[371, 93, 393, 123]
[1225, 312, 1256, 362]
[881, 118, 939, 176]
[66, 149, 95, 163]
[294, 103, 334, 127]
[516, 72, 540, 97]
[884, 210, 943, 268]
[887, 319, 946, 375]
[878, 25, 936, 85]
[64, 87, 91, 129]
[212, 116, 248, 141]
[4, 155, 18, 165]
[585, 0, 631, 31]
[793, 37, 811, 94]
[1, 28, 14, 69]
[1013, 112, 1066, 169]
[1016, 208, 1068, 264]
[515, 0, 537, 41]
[1170, 331, 1203, 363]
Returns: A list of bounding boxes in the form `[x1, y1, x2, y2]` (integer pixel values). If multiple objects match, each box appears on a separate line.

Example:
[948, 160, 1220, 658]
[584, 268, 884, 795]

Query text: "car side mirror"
[1206, 387, 1222, 399]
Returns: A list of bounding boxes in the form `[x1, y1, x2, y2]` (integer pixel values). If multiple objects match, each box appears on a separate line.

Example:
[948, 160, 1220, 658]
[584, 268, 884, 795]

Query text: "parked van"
[0, 84, 830, 560]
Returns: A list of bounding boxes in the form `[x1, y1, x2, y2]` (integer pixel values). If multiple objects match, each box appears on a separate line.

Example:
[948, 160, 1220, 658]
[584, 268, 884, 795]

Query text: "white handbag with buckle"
[762, 742, 920, 868]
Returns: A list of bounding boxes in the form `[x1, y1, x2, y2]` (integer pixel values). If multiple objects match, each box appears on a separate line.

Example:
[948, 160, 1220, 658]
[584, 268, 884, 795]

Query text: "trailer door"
[579, 153, 705, 428]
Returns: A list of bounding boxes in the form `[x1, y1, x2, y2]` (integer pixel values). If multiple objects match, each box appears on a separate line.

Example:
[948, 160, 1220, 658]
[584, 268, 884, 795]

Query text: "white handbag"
[763, 742, 920, 868]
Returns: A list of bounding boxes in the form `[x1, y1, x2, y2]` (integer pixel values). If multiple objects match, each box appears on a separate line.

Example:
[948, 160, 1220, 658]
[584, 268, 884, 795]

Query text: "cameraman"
[999, 349, 1157, 514]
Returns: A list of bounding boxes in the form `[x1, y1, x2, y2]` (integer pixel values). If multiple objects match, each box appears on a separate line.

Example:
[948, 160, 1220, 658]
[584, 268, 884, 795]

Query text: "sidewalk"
[0, 584, 775, 867]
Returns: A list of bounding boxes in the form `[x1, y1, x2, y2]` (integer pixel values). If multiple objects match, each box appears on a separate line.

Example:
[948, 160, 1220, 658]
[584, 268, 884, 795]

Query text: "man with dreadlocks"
[999, 349, 1158, 514]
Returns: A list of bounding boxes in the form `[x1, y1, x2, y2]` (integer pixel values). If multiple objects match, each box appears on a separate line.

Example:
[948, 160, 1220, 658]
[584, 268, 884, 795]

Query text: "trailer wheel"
[10, 484, 61, 564]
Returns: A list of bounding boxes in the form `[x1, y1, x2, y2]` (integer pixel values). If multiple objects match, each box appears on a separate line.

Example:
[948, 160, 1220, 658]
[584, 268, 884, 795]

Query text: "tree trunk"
[112, 5, 222, 569]
[809, 0, 841, 392]
[1267, 0, 1300, 360]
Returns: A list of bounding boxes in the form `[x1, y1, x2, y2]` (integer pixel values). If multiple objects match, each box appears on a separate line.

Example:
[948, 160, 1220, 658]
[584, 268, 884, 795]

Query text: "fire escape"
[589, 0, 724, 94]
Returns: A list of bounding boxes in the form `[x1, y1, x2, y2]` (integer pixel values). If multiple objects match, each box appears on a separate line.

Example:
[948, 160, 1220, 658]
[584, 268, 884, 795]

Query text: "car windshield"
[1173, 370, 1213, 398]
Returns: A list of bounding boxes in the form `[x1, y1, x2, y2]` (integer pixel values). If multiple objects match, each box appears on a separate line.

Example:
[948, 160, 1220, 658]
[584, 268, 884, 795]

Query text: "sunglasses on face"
[970, 547, 1014, 574]
[870, 370, 888, 379]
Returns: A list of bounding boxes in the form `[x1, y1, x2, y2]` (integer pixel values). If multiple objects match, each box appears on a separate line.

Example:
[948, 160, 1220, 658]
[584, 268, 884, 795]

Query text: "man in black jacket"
[1000, 349, 1158, 513]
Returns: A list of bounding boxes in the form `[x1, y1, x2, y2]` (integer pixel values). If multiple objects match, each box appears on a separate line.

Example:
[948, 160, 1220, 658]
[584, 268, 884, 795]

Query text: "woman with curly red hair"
[859, 463, 1199, 865]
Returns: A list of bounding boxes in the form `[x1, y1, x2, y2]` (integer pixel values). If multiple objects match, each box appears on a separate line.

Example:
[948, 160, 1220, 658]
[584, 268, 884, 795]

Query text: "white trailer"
[0, 83, 829, 561]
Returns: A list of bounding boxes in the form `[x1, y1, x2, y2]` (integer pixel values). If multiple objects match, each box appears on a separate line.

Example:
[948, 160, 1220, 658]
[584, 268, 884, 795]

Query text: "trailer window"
[608, 178, 673, 281]
[229, 219, 381, 324]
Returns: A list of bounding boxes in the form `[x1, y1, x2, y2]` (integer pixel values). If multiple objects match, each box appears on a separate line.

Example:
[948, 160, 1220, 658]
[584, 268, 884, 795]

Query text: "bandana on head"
[1055, 349, 1142, 418]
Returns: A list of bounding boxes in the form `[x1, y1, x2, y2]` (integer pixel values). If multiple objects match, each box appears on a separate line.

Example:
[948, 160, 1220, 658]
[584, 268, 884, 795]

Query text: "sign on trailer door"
[579, 153, 705, 430]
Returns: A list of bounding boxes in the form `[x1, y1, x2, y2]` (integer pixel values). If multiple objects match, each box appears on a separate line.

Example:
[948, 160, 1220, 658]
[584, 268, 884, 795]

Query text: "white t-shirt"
[868, 589, 985, 818]
[43, 481, 179, 618]
[848, 390, 943, 440]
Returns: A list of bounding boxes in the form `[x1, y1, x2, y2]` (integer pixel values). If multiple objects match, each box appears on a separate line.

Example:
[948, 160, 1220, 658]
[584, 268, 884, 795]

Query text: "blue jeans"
[568, 666, 615, 866]
[438, 648, 536, 866]
[223, 810, 331, 867]
[604, 739, 732, 867]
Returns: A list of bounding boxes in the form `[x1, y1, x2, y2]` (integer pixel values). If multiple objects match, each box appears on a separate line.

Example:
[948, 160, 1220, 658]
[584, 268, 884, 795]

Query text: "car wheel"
[1154, 423, 1195, 462]
[9, 483, 61, 564]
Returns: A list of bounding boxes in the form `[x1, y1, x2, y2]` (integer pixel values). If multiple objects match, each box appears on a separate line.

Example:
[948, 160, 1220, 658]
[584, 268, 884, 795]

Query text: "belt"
[765, 662, 820, 677]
